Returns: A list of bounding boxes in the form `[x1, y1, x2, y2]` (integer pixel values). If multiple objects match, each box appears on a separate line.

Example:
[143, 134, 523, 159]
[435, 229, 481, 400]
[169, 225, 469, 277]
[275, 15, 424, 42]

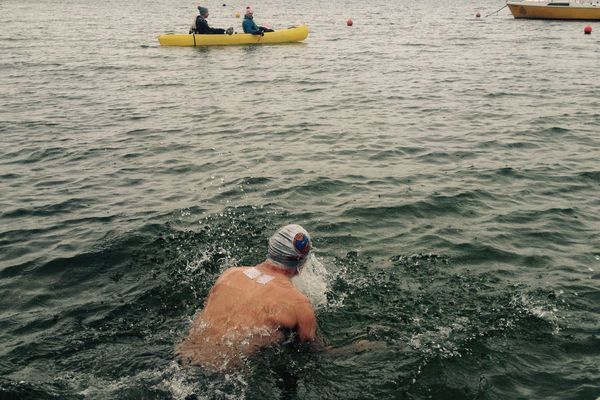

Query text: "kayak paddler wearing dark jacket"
[190, 6, 226, 34]
[242, 7, 274, 36]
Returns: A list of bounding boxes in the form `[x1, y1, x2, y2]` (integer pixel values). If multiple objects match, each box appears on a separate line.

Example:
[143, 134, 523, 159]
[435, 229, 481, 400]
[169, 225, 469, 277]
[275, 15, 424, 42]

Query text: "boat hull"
[158, 25, 308, 46]
[508, 1, 600, 20]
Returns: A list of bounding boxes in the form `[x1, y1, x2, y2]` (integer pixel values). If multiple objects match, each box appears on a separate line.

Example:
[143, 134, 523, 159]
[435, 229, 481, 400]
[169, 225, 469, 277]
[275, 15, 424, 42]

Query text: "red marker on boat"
[584, 25, 592, 34]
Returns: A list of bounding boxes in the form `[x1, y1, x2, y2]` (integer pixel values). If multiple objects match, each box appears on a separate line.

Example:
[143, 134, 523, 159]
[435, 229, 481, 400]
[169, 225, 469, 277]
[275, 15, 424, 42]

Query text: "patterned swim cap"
[267, 224, 312, 269]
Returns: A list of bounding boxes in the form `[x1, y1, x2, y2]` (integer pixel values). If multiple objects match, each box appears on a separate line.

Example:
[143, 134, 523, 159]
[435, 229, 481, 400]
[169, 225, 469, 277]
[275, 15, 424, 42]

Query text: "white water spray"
[292, 254, 329, 308]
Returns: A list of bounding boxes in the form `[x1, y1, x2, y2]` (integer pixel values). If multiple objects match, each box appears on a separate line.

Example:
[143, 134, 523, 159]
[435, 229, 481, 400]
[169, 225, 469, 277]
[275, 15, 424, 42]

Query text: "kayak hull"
[158, 25, 308, 46]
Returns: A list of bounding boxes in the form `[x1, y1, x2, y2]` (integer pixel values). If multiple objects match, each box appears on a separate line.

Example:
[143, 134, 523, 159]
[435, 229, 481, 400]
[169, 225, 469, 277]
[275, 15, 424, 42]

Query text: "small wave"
[541, 126, 571, 135]
[577, 170, 600, 183]
[1, 198, 91, 219]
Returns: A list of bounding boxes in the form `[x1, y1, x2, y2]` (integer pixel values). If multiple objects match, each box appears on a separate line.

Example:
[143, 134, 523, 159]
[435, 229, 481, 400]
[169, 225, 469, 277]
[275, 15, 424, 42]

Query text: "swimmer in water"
[176, 224, 324, 371]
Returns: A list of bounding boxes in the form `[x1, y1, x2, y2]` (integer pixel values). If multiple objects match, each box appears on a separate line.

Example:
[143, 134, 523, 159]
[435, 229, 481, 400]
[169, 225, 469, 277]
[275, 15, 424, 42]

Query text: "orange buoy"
[476, 12, 481, 17]
[347, 18, 353, 26]
[584, 25, 592, 34]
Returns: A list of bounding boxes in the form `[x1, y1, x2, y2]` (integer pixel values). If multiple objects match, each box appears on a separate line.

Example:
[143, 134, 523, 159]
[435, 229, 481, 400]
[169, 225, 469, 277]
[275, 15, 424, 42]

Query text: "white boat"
[507, 0, 600, 20]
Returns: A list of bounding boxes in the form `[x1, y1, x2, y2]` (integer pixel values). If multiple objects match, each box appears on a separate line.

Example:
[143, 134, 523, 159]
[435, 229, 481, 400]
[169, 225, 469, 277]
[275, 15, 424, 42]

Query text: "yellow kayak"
[158, 25, 308, 46]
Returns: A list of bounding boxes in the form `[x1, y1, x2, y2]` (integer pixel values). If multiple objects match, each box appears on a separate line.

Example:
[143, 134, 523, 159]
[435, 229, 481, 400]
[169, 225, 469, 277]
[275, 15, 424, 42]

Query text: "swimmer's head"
[267, 224, 312, 271]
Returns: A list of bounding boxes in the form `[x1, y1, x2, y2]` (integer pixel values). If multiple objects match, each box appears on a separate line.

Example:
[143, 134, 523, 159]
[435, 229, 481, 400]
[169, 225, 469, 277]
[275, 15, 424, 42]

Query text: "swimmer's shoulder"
[214, 266, 246, 283]
[294, 290, 313, 306]
[222, 266, 250, 275]
[274, 281, 311, 305]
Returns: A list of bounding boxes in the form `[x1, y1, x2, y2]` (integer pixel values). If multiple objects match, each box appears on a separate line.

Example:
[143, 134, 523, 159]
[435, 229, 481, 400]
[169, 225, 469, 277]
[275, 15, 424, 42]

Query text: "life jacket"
[242, 15, 260, 34]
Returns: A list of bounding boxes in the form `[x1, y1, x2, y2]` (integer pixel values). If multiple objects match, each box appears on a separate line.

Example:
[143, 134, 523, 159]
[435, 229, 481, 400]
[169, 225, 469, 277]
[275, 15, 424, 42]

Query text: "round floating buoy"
[235, 12, 240, 17]
[222, 3, 226, 6]
[476, 12, 481, 18]
[584, 25, 592, 34]
[347, 18, 353, 26]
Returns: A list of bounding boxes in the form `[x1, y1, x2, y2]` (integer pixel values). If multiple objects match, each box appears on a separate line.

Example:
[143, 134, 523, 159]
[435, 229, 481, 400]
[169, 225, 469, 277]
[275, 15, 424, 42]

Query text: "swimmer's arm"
[295, 302, 330, 352]
[295, 302, 385, 355]
[295, 301, 317, 342]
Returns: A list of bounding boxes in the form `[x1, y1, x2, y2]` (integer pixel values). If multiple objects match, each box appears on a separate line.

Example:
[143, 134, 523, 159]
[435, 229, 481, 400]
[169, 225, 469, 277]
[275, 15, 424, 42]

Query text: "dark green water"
[1, 0, 599, 398]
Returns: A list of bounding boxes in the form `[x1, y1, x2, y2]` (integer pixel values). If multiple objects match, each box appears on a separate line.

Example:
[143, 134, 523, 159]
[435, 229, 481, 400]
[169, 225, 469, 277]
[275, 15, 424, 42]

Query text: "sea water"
[1, 0, 599, 398]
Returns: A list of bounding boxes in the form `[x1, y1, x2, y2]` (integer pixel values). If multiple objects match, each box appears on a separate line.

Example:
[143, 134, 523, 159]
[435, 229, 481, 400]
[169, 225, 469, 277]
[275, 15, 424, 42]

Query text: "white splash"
[157, 361, 248, 400]
[515, 292, 561, 335]
[292, 254, 329, 308]
[158, 361, 209, 400]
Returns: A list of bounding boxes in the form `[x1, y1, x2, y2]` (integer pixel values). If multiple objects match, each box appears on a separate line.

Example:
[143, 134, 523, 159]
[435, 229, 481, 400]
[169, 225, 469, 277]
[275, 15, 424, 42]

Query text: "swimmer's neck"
[255, 261, 298, 279]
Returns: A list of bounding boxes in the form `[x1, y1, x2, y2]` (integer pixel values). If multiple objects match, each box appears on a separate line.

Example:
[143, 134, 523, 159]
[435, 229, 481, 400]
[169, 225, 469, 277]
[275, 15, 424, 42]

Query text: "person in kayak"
[190, 6, 233, 35]
[242, 6, 274, 36]
[176, 224, 324, 371]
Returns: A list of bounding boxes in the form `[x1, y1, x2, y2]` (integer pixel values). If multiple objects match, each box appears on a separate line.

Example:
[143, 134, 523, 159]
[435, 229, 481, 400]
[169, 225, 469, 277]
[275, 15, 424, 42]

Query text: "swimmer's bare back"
[176, 264, 318, 371]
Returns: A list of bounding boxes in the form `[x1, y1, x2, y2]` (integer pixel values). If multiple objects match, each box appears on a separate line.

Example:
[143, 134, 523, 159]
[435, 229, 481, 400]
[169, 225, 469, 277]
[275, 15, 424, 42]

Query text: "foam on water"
[158, 361, 249, 400]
